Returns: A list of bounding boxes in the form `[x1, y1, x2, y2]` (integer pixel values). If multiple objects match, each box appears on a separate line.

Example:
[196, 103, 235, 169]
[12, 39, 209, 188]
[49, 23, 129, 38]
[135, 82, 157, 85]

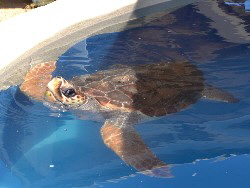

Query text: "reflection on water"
[1, 0, 250, 187]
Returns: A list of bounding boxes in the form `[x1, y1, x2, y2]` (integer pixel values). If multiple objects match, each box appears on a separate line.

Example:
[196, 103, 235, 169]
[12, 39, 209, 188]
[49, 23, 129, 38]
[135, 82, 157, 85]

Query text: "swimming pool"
[0, 1, 250, 188]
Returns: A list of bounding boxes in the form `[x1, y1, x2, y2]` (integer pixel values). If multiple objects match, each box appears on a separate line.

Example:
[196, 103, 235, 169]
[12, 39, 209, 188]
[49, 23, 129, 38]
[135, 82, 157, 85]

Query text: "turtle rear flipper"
[202, 84, 239, 103]
[101, 117, 172, 178]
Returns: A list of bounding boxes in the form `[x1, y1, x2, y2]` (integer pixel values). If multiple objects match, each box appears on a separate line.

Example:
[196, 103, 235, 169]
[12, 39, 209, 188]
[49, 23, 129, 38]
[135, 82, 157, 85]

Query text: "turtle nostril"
[56, 76, 62, 79]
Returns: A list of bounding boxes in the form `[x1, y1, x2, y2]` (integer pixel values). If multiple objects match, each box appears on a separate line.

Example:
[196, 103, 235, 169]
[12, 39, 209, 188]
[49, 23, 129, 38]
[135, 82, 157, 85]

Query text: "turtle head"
[45, 76, 87, 109]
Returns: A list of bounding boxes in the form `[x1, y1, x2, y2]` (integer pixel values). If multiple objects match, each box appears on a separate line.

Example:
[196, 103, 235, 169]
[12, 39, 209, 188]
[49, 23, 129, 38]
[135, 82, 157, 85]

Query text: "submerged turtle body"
[47, 62, 205, 116]
[20, 61, 238, 177]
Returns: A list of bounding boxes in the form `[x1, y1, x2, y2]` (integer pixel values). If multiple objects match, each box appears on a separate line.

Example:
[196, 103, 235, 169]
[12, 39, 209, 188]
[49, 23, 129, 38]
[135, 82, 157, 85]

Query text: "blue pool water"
[1, 1, 250, 188]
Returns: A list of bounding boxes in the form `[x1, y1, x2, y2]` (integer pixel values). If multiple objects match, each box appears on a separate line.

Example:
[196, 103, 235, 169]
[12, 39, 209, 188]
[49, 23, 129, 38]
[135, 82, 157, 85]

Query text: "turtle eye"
[62, 88, 76, 97]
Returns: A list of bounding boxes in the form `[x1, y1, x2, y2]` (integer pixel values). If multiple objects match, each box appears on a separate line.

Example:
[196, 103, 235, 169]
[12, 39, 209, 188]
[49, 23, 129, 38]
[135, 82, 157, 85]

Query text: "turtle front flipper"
[202, 84, 239, 103]
[20, 61, 56, 101]
[101, 118, 172, 178]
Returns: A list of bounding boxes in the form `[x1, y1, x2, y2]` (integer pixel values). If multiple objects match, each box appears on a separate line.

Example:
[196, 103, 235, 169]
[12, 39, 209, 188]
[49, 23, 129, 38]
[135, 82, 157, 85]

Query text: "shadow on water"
[1, 0, 250, 187]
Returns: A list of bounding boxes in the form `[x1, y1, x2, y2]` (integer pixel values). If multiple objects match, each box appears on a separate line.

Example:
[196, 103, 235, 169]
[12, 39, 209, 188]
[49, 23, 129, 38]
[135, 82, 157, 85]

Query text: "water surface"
[0, 1, 250, 188]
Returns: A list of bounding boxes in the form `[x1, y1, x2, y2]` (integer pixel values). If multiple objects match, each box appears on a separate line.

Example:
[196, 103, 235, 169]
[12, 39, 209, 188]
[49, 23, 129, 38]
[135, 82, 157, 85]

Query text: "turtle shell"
[71, 62, 204, 117]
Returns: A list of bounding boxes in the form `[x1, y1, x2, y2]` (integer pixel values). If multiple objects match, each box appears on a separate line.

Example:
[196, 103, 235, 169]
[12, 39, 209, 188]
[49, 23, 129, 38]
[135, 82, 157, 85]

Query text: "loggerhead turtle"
[20, 61, 238, 177]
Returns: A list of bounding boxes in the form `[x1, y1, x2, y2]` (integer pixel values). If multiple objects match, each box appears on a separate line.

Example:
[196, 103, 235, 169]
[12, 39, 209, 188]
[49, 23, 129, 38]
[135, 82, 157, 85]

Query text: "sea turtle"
[20, 61, 238, 177]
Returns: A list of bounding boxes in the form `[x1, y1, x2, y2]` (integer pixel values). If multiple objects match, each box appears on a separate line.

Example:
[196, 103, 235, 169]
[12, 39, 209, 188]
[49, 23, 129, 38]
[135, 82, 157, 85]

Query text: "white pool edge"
[0, 0, 176, 70]
[0, 0, 203, 90]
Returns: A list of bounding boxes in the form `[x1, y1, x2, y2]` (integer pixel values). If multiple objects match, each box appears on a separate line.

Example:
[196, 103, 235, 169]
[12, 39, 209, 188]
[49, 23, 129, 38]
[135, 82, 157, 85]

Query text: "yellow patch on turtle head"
[45, 76, 87, 109]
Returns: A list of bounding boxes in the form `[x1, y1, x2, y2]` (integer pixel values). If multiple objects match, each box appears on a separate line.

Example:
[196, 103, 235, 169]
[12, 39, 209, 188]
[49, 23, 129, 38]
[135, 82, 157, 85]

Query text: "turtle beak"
[46, 76, 64, 100]
[44, 90, 57, 103]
